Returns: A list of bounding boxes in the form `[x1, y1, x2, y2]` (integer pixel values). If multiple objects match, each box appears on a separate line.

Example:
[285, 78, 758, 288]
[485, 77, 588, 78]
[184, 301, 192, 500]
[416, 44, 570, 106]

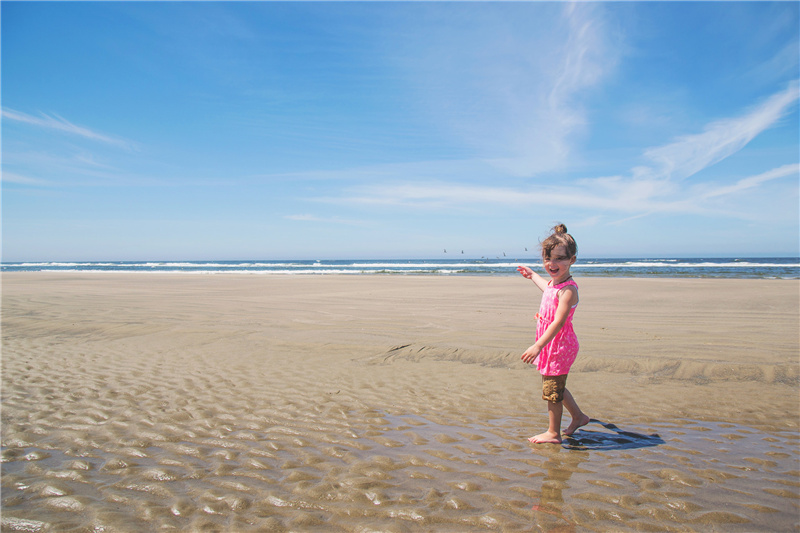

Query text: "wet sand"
[2, 274, 798, 531]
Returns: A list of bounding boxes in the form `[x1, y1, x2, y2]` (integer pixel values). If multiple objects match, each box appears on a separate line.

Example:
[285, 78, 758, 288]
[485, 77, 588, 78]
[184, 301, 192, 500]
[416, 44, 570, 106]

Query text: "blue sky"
[2, 1, 798, 261]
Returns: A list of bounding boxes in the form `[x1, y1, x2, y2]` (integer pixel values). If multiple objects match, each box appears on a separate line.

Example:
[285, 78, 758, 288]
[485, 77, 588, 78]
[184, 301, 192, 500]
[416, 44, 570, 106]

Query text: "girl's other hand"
[521, 344, 541, 364]
[517, 265, 533, 279]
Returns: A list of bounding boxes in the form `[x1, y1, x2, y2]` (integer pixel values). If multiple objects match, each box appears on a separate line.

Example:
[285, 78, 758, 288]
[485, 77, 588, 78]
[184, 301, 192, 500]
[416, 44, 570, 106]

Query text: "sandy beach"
[2, 273, 798, 532]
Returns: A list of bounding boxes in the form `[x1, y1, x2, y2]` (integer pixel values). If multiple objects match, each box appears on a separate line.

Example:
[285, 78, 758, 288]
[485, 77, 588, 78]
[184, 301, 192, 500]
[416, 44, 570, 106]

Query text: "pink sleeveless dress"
[535, 278, 579, 376]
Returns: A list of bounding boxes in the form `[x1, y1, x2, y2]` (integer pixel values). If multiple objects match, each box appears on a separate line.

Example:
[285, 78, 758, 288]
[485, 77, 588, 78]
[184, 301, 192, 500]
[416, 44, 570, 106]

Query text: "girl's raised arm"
[517, 265, 549, 292]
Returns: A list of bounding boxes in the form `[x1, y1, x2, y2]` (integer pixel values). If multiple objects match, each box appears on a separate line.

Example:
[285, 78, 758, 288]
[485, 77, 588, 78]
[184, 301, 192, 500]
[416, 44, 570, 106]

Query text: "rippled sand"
[2, 274, 798, 531]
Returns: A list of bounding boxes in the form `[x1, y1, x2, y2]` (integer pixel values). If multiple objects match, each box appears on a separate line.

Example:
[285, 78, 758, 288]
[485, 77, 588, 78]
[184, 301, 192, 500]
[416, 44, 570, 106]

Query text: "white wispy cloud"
[285, 214, 365, 226]
[638, 80, 799, 182]
[502, 2, 615, 175]
[334, 161, 796, 220]
[2, 108, 138, 151]
[407, 3, 617, 178]
[332, 181, 629, 212]
[1, 171, 53, 186]
[320, 81, 799, 220]
[697, 163, 799, 200]
[505, 4, 616, 177]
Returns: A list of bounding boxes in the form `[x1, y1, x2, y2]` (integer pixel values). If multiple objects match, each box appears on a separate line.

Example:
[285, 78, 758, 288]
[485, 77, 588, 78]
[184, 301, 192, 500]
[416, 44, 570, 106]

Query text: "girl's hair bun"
[540, 223, 577, 259]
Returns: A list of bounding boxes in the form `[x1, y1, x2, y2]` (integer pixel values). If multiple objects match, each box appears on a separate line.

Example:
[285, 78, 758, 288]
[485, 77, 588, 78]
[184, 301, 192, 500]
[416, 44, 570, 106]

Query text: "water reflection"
[531, 447, 581, 532]
[530, 420, 664, 530]
[562, 419, 665, 450]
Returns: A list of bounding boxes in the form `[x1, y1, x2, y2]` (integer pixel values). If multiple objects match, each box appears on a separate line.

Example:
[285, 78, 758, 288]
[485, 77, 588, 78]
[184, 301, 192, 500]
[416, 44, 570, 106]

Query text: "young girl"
[517, 224, 590, 444]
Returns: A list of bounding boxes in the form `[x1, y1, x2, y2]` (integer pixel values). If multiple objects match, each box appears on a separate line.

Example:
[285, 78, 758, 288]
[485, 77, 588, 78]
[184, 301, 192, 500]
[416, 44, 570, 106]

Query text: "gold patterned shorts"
[542, 374, 568, 403]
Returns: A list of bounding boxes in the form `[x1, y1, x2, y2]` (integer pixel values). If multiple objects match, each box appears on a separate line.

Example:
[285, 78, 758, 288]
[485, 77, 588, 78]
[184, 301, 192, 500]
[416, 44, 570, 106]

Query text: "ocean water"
[1, 258, 798, 278]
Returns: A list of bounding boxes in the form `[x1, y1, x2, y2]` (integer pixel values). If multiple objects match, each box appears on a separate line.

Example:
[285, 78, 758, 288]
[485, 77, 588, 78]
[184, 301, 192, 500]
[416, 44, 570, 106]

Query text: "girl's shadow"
[562, 419, 664, 450]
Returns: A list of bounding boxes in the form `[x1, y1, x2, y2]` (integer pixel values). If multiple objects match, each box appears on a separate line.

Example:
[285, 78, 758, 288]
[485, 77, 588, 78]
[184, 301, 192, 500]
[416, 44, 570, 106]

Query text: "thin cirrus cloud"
[637, 80, 799, 182]
[332, 163, 797, 221]
[284, 214, 365, 226]
[1, 108, 138, 151]
[328, 81, 799, 219]
[433, 3, 617, 179]
[697, 163, 799, 200]
[1, 171, 53, 186]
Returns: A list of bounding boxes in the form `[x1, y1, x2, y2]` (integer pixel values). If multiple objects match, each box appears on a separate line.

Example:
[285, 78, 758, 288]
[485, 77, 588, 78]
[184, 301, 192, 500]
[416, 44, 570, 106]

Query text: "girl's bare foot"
[563, 414, 591, 436]
[528, 431, 562, 444]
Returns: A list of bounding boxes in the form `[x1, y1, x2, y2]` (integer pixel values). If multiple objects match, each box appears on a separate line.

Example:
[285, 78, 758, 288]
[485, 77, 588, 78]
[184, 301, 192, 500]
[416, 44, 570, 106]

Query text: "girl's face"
[542, 244, 576, 283]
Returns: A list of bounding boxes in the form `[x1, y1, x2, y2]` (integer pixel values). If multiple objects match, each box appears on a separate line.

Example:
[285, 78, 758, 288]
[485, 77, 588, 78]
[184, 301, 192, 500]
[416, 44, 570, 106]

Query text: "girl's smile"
[543, 244, 576, 284]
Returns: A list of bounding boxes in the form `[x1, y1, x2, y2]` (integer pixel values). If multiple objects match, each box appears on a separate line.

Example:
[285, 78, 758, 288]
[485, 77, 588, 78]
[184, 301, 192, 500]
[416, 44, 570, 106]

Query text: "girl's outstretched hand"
[521, 344, 541, 365]
[517, 265, 533, 279]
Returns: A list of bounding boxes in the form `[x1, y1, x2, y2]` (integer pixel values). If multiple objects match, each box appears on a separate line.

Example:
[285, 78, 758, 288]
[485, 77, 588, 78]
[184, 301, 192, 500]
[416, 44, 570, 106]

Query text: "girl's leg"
[562, 389, 591, 435]
[529, 400, 563, 444]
